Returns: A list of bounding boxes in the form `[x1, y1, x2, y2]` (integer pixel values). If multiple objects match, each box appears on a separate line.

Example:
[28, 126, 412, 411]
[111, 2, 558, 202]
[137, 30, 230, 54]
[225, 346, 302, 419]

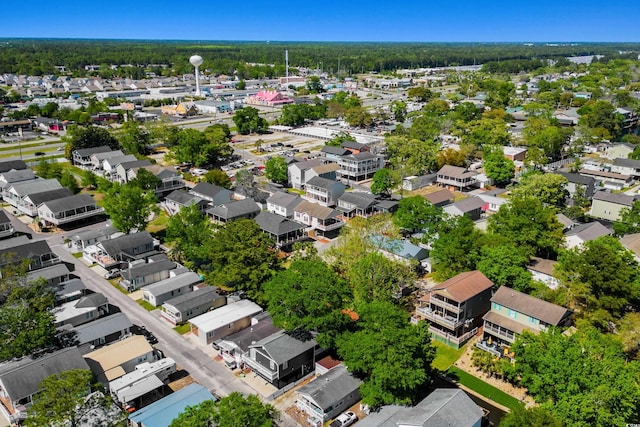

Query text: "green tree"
[347, 252, 416, 305]
[345, 106, 373, 128]
[202, 169, 231, 189]
[233, 169, 255, 197]
[166, 204, 214, 269]
[392, 196, 443, 236]
[511, 172, 569, 209]
[41, 102, 59, 118]
[63, 125, 121, 160]
[325, 131, 355, 147]
[555, 236, 640, 320]
[236, 79, 246, 90]
[370, 168, 396, 197]
[170, 393, 278, 427]
[406, 86, 433, 102]
[205, 219, 280, 302]
[102, 183, 159, 234]
[60, 170, 80, 194]
[614, 200, 640, 236]
[263, 259, 351, 347]
[391, 100, 407, 122]
[36, 159, 63, 180]
[488, 196, 564, 258]
[436, 148, 466, 169]
[233, 107, 269, 135]
[306, 75, 324, 93]
[477, 244, 534, 292]
[170, 127, 232, 167]
[129, 168, 161, 191]
[431, 215, 485, 280]
[500, 406, 563, 427]
[80, 169, 98, 189]
[117, 120, 150, 155]
[264, 156, 288, 186]
[386, 135, 439, 176]
[26, 370, 124, 427]
[336, 301, 435, 407]
[482, 145, 515, 185]
[578, 99, 624, 139]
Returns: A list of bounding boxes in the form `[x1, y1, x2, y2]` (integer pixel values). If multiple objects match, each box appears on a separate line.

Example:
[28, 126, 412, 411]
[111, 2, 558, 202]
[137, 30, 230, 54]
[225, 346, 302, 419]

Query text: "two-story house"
[3, 179, 64, 216]
[163, 190, 209, 216]
[477, 286, 572, 359]
[266, 191, 302, 218]
[337, 152, 384, 183]
[118, 255, 176, 292]
[554, 171, 595, 202]
[304, 177, 346, 207]
[84, 231, 156, 268]
[189, 182, 234, 206]
[0, 238, 60, 276]
[293, 200, 345, 237]
[241, 331, 317, 389]
[336, 192, 379, 218]
[217, 312, 282, 369]
[436, 165, 478, 192]
[415, 270, 494, 348]
[72, 146, 112, 169]
[37, 194, 104, 227]
[0, 210, 14, 239]
[288, 159, 324, 190]
[254, 211, 307, 247]
[590, 191, 635, 222]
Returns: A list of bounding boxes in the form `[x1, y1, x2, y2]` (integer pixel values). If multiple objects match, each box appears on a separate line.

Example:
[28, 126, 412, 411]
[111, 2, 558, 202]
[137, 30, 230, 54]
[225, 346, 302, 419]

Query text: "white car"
[329, 411, 357, 427]
[192, 168, 208, 176]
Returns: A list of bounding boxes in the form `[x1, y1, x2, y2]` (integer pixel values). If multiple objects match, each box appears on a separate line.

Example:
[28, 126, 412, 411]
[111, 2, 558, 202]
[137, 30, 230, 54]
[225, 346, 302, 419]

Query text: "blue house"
[370, 234, 430, 268]
[128, 383, 216, 427]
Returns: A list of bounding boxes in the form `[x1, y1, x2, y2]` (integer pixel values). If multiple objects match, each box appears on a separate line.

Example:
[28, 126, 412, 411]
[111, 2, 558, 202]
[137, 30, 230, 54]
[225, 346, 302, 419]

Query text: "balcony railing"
[315, 219, 344, 232]
[484, 323, 516, 343]
[429, 297, 462, 313]
[241, 354, 278, 382]
[476, 340, 503, 357]
[416, 306, 463, 329]
[429, 326, 478, 346]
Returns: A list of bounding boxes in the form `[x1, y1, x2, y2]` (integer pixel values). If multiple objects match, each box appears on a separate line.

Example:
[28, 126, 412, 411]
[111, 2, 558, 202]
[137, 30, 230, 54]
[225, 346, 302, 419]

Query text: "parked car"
[133, 325, 158, 345]
[329, 411, 357, 427]
[104, 269, 120, 279]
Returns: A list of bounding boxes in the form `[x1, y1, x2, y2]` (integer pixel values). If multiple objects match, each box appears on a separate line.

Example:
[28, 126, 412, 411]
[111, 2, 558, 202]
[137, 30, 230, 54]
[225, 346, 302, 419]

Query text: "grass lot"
[432, 341, 466, 371]
[138, 300, 156, 311]
[286, 188, 305, 195]
[72, 252, 83, 258]
[107, 279, 129, 295]
[173, 323, 191, 334]
[147, 211, 170, 234]
[446, 366, 524, 411]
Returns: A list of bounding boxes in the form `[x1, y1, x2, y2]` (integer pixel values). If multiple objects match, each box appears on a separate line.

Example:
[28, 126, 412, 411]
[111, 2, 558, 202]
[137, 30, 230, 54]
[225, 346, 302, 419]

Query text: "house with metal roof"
[141, 271, 201, 307]
[73, 312, 133, 352]
[242, 330, 317, 389]
[477, 286, 572, 360]
[415, 270, 494, 348]
[189, 299, 263, 345]
[370, 234, 430, 268]
[84, 335, 158, 384]
[128, 383, 215, 427]
[296, 364, 362, 425]
[37, 193, 104, 226]
[160, 286, 226, 325]
[0, 348, 89, 423]
[357, 388, 482, 427]
[217, 312, 282, 369]
[254, 211, 307, 247]
[119, 257, 176, 292]
[206, 198, 261, 224]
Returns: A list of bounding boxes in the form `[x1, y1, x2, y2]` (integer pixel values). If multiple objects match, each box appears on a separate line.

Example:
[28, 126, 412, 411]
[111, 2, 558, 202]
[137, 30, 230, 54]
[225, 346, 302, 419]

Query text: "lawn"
[147, 211, 170, 234]
[432, 341, 466, 371]
[173, 323, 191, 334]
[72, 252, 84, 258]
[138, 300, 156, 311]
[446, 366, 524, 411]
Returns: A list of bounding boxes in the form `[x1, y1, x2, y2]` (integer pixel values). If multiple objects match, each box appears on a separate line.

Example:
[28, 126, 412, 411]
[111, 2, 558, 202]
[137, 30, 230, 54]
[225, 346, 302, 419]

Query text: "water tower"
[189, 55, 204, 97]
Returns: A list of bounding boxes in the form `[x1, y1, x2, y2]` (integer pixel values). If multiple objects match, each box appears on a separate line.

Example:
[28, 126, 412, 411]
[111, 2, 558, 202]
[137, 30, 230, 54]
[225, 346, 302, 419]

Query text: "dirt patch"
[167, 370, 196, 391]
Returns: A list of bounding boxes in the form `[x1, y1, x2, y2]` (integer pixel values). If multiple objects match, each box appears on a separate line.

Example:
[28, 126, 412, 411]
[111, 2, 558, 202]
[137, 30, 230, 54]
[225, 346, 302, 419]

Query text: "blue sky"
[2, 1, 638, 42]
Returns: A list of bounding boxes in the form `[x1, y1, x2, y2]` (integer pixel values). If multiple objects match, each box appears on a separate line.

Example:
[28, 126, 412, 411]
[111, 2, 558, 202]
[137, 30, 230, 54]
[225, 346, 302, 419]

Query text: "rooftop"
[491, 286, 571, 325]
[433, 270, 493, 303]
[189, 299, 263, 332]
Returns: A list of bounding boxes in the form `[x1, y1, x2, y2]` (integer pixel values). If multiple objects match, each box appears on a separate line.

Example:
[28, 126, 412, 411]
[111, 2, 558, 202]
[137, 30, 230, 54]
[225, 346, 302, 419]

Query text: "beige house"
[83, 335, 157, 384]
[590, 191, 635, 222]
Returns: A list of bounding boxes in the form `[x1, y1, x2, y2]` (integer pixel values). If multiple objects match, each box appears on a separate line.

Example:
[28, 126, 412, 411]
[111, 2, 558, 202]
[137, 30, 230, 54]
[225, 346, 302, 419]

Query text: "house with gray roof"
[477, 286, 572, 360]
[266, 191, 302, 218]
[254, 211, 306, 247]
[357, 388, 482, 427]
[337, 152, 384, 183]
[190, 182, 233, 206]
[242, 331, 317, 389]
[0, 210, 14, 239]
[0, 169, 37, 191]
[160, 286, 226, 324]
[85, 231, 156, 268]
[0, 159, 27, 173]
[590, 190, 636, 222]
[0, 347, 89, 423]
[26, 263, 71, 287]
[337, 192, 378, 218]
[163, 189, 209, 215]
[53, 292, 110, 327]
[0, 239, 60, 276]
[443, 196, 486, 221]
[69, 225, 118, 251]
[119, 257, 176, 292]
[114, 159, 152, 183]
[436, 165, 478, 191]
[296, 364, 362, 425]
[73, 312, 133, 352]
[37, 193, 104, 226]
[3, 178, 63, 215]
[288, 159, 324, 189]
[72, 146, 112, 168]
[304, 176, 345, 207]
[217, 312, 282, 369]
[54, 278, 87, 305]
[293, 200, 344, 236]
[207, 198, 261, 224]
[90, 150, 125, 172]
[320, 145, 351, 163]
[142, 271, 201, 307]
[21, 187, 74, 216]
[611, 157, 640, 178]
[564, 221, 611, 249]
[102, 155, 138, 178]
[131, 165, 185, 197]
[554, 171, 595, 201]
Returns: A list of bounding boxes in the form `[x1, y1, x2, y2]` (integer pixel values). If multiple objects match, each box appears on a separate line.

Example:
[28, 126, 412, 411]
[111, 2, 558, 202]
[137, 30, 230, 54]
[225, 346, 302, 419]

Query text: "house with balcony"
[304, 177, 345, 207]
[296, 364, 362, 426]
[37, 194, 104, 227]
[288, 159, 324, 190]
[102, 155, 138, 179]
[477, 286, 572, 359]
[113, 159, 152, 183]
[436, 165, 478, 192]
[293, 200, 345, 237]
[337, 152, 384, 183]
[336, 192, 378, 218]
[3, 179, 64, 215]
[217, 312, 282, 369]
[90, 150, 125, 173]
[254, 211, 307, 247]
[611, 157, 640, 178]
[84, 231, 156, 268]
[0, 348, 89, 424]
[161, 286, 226, 325]
[189, 299, 263, 346]
[125, 165, 185, 198]
[0, 210, 14, 239]
[69, 225, 118, 251]
[415, 270, 494, 348]
[242, 331, 317, 389]
[206, 198, 261, 224]
[163, 190, 209, 215]
[142, 271, 201, 307]
[119, 256, 176, 292]
[321, 145, 351, 163]
[53, 292, 109, 328]
[72, 146, 112, 168]
[0, 239, 60, 276]
[266, 191, 302, 218]
[0, 169, 37, 191]
[20, 188, 74, 217]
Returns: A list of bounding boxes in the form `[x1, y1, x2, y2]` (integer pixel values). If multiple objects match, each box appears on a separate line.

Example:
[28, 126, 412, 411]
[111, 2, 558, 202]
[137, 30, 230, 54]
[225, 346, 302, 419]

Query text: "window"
[283, 360, 288, 370]
[492, 302, 502, 311]
[529, 316, 539, 325]
[508, 309, 517, 319]
[270, 360, 276, 370]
